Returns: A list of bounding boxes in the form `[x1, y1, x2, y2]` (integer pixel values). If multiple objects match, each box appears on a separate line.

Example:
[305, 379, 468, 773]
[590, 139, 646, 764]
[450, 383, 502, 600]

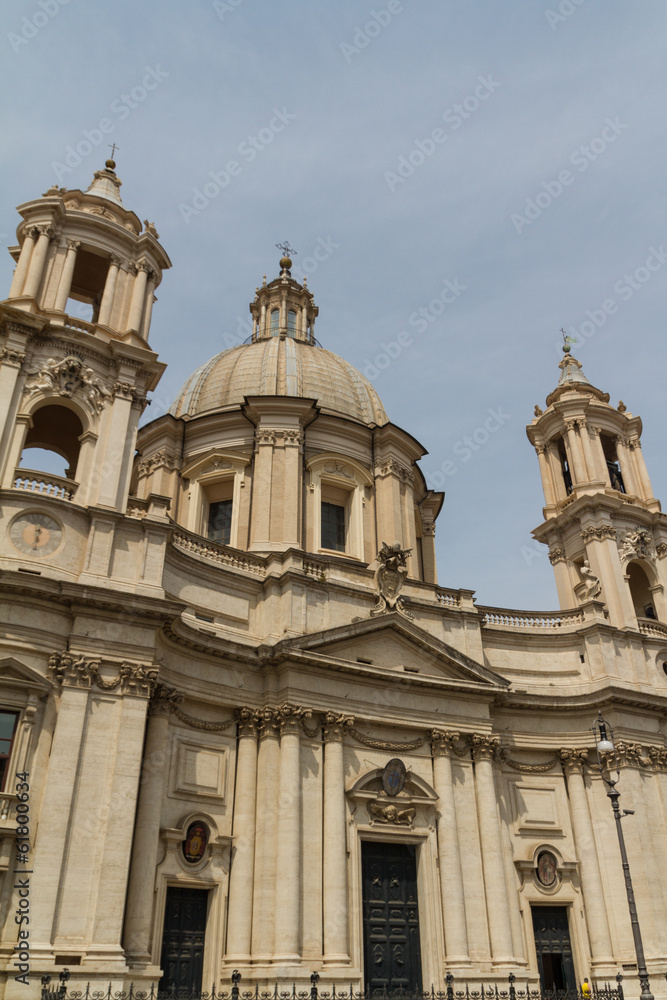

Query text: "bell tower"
[0, 158, 171, 512]
[527, 346, 667, 629]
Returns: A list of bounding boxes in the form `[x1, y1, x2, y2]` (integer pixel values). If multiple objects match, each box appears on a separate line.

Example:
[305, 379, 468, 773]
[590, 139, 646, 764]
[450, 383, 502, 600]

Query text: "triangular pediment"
[275, 613, 508, 690]
[0, 657, 50, 690]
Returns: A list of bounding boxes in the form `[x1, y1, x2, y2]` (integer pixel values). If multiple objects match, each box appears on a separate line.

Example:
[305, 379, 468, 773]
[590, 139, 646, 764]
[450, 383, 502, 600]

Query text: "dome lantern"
[249, 252, 318, 344]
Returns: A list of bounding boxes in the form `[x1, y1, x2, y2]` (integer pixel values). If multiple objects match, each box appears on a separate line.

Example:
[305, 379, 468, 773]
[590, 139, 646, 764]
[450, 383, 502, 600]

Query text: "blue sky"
[3, 0, 666, 610]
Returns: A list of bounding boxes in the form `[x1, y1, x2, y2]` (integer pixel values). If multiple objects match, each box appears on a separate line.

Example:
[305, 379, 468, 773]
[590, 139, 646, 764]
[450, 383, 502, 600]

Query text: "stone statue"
[580, 560, 602, 600]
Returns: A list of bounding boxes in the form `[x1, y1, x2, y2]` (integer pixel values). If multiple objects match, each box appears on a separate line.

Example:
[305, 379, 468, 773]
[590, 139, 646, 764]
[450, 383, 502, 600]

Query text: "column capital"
[234, 706, 258, 738]
[36, 224, 56, 240]
[470, 733, 500, 761]
[255, 707, 280, 739]
[275, 701, 311, 736]
[548, 546, 566, 565]
[109, 252, 124, 268]
[431, 729, 461, 757]
[580, 524, 616, 543]
[66, 239, 82, 252]
[559, 748, 590, 773]
[0, 348, 27, 368]
[149, 682, 182, 717]
[323, 711, 354, 742]
[48, 650, 158, 697]
[535, 443, 547, 456]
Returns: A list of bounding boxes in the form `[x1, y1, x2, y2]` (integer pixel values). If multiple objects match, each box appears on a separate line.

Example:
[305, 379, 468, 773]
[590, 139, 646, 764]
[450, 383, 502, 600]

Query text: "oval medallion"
[536, 850, 558, 887]
[382, 758, 406, 797]
[183, 821, 208, 863]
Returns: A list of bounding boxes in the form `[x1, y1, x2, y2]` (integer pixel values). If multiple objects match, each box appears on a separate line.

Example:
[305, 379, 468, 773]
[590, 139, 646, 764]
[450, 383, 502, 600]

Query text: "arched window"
[270, 309, 279, 335]
[627, 562, 656, 619]
[19, 404, 83, 480]
[287, 310, 297, 337]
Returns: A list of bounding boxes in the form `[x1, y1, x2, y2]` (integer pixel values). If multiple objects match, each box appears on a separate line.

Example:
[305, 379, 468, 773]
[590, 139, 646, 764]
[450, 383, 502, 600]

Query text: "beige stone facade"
[1, 166, 667, 998]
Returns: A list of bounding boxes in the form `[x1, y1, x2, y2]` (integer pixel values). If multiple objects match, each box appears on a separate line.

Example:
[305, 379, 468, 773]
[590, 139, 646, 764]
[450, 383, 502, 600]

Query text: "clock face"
[9, 512, 63, 557]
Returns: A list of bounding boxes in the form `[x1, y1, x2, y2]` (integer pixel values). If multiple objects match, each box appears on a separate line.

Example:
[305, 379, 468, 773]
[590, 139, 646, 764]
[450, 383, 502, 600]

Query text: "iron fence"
[42, 971, 627, 1000]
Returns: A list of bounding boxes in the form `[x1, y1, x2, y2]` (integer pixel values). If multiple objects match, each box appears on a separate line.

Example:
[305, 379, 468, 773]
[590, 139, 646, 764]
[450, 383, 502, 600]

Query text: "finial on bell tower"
[527, 349, 667, 630]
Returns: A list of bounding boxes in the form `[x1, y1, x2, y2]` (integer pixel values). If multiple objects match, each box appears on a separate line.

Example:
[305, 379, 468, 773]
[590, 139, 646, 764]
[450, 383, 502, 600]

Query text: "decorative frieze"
[498, 747, 560, 773]
[48, 651, 158, 696]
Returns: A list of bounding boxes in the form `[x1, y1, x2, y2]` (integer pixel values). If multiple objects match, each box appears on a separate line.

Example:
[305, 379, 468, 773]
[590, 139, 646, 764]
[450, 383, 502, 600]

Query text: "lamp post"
[593, 712, 653, 1000]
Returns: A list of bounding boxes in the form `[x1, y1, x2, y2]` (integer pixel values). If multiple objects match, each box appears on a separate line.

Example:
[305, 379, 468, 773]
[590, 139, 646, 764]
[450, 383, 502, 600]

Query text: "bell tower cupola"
[5, 157, 171, 345]
[249, 251, 318, 343]
[527, 344, 667, 629]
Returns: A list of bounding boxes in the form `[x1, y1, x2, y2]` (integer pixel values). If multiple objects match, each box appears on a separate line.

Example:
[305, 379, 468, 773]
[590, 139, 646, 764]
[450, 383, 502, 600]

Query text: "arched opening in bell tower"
[19, 404, 84, 480]
[626, 561, 657, 620]
[556, 438, 573, 494]
[65, 247, 110, 324]
[600, 434, 625, 493]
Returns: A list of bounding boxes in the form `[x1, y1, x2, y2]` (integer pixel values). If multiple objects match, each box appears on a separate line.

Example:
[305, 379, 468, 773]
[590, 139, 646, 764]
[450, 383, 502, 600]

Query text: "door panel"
[362, 842, 422, 993]
[532, 905, 577, 993]
[159, 886, 209, 994]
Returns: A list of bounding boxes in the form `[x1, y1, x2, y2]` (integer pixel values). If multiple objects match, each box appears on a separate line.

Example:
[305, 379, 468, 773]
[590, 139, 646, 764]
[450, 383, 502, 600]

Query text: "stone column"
[98, 254, 123, 326]
[431, 731, 470, 965]
[549, 547, 573, 608]
[123, 686, 174, 964]
[140, 281, 157, 340]
[274, 705, 303, 963]
[53, 240, 81, 312]
[282, 430, 303, 547]
[471, 735, 514, 966]
[564, 421, 585, 485]
[615, 437, 639, 496]
[251, 709, 280, 961]
[536, 444, 556, 506]
[226, 709, 259, 963]
[249, 429, 274, 549]
[21, 225, 53, 300]
[559, 750, 614, 967]
[9, 227, 38, 298]
[579, 422, 599, 484]
[322, 712, 353, 966]
[127, 261, 150, 332]
[629, 439, 654, 500]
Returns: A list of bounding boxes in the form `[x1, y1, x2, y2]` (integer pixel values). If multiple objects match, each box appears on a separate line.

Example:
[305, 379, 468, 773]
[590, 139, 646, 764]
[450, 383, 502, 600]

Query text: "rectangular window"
[321, 501, 346, 552]
[0, 713, 18, 791]
[207, 499, 233, 545]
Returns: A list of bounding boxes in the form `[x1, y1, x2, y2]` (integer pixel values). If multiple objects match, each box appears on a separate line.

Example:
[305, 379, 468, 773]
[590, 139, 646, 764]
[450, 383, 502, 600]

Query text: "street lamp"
[592, 712, 654, 1000]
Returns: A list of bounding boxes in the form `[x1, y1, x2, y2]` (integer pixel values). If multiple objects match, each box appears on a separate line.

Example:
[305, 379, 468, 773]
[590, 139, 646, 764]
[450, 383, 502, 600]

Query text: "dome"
[170, 337, 388, 425]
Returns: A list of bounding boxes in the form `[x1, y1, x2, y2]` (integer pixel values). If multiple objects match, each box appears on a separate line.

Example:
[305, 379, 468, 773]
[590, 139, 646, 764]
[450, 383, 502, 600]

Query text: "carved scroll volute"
[430, 730, 461, 757]
[323, 711, 354, 743]
[470, 734, 501, 762]
[559, 748, 590, 774]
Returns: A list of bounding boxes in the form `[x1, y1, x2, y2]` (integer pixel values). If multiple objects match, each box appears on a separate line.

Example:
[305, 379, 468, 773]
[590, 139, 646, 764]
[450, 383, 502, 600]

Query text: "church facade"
[0, 164, 667, 999]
